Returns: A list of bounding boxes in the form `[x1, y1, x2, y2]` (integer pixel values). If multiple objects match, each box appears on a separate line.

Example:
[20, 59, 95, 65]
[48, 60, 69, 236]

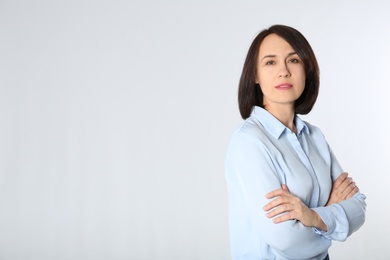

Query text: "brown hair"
[238, 24, 320, 119]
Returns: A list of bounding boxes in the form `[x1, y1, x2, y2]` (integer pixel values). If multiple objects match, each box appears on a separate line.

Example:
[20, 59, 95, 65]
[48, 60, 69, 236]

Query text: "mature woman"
[225, 25, 366, 260]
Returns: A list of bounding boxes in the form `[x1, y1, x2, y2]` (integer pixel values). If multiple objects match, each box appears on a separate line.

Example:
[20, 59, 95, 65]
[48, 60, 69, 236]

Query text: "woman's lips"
[275, 83, 293, 90]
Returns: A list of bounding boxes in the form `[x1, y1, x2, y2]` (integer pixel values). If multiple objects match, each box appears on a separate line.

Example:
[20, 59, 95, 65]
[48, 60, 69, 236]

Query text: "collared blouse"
[225, 106, 366, 260]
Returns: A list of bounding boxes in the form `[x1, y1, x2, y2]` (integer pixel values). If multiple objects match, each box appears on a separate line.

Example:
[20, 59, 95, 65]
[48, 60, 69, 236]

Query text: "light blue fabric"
[225, 106, 366, 260]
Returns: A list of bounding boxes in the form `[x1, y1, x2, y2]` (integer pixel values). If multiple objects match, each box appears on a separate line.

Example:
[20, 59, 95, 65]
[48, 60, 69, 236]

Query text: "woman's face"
[256, 34, 306, 110]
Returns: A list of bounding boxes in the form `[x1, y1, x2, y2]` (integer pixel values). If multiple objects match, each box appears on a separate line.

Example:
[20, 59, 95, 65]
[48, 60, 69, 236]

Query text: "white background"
[0, 0, 389, 259]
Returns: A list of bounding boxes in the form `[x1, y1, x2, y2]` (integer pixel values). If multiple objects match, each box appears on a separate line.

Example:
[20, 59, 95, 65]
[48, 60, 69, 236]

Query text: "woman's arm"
[264, 172, 359, 230]
[326, 172, 359, 206]
[262, 152, 366, 242]
[226, 131, 331, 258]
[312, 149, 366, 241]
[263, 184, 328, 231]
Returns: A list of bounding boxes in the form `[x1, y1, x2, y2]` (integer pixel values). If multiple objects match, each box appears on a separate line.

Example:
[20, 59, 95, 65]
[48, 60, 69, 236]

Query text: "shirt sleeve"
[225, 131, 331, 259]
[311, 148, 367, 241]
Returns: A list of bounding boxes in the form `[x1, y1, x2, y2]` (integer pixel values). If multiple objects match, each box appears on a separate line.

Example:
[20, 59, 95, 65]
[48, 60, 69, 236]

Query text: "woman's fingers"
[263, 196, 285, 211]
[326, 173, 359, 205]
[333, 172, 348, 190]
[345, 183, 359, 199]
[339, 177, 356, 198]
[264, 187, 300, 220]
[271, 212, 294, 224]
[265, 202, 293, 218]
[265, 188, 285, 199]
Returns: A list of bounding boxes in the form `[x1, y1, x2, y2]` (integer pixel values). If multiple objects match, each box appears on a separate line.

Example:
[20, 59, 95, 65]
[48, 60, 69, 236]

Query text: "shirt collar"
[251, 106, 309, 139]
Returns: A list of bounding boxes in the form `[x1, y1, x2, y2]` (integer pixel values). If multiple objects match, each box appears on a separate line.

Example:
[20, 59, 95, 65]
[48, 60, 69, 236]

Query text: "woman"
[225, 25, 366, 260]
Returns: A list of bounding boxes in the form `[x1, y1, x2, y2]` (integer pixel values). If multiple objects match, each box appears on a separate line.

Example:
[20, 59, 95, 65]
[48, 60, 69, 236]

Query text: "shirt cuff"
[312, 205, 347, 239]
[312, 207, 334, 235]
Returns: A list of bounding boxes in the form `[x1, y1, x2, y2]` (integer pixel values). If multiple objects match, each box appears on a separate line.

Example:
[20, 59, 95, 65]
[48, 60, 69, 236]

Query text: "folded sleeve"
[312, 148, 367, 241]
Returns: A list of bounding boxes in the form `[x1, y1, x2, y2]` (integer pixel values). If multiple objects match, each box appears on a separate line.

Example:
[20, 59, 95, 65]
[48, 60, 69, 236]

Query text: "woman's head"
[238, 25, 320, 119]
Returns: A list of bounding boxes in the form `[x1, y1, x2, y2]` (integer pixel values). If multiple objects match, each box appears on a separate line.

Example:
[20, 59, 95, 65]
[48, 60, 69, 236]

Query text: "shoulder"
[230, 117, 269, 143]
[225, 118, 276, 168]
[226, 117, 275, 160]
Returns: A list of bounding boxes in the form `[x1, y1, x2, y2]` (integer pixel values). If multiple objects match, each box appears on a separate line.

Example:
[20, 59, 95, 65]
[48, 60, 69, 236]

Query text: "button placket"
[287, 133, 320, 207]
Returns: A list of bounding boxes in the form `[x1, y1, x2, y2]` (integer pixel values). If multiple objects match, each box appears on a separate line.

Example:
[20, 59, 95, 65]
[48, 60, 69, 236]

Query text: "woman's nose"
[278, 63, 291, 77]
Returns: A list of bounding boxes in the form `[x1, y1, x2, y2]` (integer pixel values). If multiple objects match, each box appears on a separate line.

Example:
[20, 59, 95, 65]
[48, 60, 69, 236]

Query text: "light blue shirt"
[225, 106, 366, 260]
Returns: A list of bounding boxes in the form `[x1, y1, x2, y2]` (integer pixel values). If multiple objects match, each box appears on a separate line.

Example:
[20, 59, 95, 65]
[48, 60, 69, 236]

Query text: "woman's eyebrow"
[287, 52, 297, 57]
[261, 54, 276, 61]
[261, 52, 297, 61]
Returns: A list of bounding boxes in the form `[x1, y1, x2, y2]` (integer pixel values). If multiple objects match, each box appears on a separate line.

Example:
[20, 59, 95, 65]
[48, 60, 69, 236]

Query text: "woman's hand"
[263, 185, 327, 231]
[326, 172, 359, 206]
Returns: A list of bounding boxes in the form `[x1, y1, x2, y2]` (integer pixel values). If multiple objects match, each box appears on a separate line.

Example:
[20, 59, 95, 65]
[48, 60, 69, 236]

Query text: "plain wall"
[0, 0, 389, 259]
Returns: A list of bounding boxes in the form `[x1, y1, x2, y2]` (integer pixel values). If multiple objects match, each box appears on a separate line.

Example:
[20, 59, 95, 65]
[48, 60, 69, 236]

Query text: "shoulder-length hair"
[238, 24, 320, 119]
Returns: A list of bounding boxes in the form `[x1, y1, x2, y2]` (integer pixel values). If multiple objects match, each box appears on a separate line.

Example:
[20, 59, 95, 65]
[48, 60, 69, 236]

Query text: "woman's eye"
[289, 58, 300, 63]
[265, 61, 275, 65]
